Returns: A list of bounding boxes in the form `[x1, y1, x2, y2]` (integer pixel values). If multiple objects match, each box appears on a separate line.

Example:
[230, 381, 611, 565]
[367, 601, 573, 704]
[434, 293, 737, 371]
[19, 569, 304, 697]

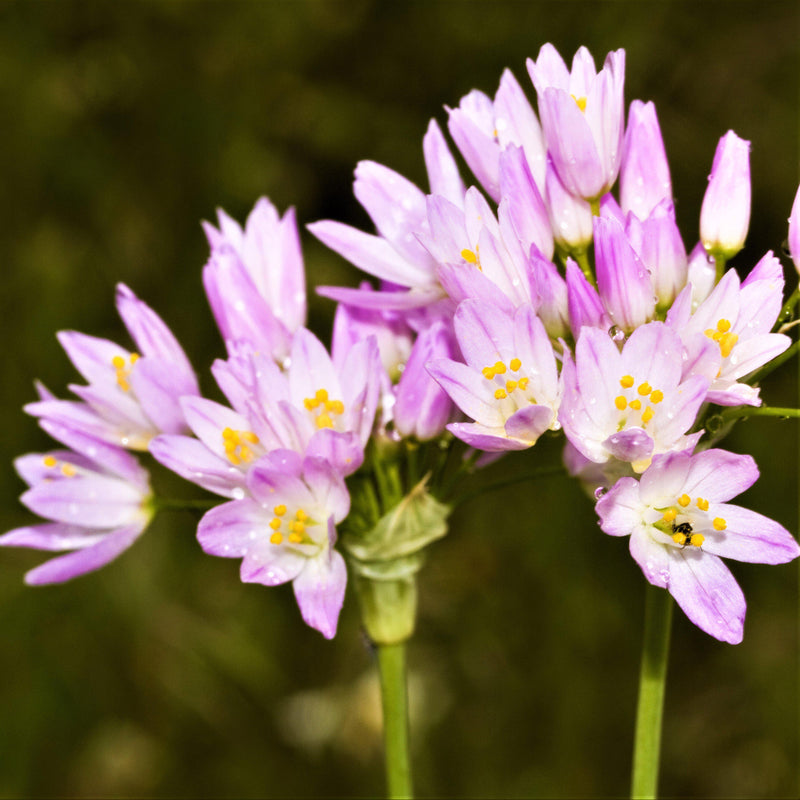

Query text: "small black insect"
[672, 521, 694, 547]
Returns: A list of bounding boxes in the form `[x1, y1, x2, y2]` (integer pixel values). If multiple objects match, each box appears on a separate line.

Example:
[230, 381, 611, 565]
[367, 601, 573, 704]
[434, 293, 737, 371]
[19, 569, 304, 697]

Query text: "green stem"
[747, 339, 800, 385]
[631, 584, 673, 799]
[377, 642, 413, 799]
[451, 464, 566, 507]
[574, 248, 596, 286]
[715, 405, 800, 424]
[714, 252, 727, 283]
[775, 285, 800, 330]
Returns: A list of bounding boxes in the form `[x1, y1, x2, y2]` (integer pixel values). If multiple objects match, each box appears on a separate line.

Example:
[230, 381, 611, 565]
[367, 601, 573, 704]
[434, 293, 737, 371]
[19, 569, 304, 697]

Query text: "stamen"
[629, 398, 642, 411]
[296, 510, 308, 522]
[713, 517, 727, 531]
[620, 375, 634, 388]
[509, 358, 522, 372]
[690, 533, 705, 547]
[494, 388, 507, 400]
[572, 95, 587, 112]
[270, 532, 283, 545]
[288, 532, 303, 544]
[615, 396, 627, 410]
[696, 497, 709, 511]
[716, 319, 731, 333]
[637, 382, 652, 396]
[221, 428, 261, 465]
[505, 380, 517, 392]
[662, 508, 677, 523]
[650, 390, 664, 404]
[269, 518, 281, 530]
[493, 361, 507, 374]
[461, 248, 478, 264]
[112, 353, 139, 392]
[641, 406, 654, 424]
[678, 494, 691, 507]
[43, 455, 57, 468]
[61, 463, 76, 477]
[316, 413, 334, 429]
[274, 505, 287, 516]
[517, 377, 530, 390]
[718, 332, 738, 359]
[482, 366, 495, 380]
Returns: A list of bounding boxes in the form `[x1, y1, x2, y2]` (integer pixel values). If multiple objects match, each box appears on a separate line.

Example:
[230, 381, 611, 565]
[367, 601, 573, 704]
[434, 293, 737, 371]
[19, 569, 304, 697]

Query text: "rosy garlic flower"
[197, 450, 350, 639]
[596, 449, 800, 643]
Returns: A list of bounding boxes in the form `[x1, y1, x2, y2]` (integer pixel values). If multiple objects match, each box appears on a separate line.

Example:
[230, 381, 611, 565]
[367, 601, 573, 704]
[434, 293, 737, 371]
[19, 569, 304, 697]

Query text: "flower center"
[461, 247, 482, 271]
[704, 318, 738, 359]
[481, 357, 536, 409]
[42, 454, 77, 478]
[614, 374, 664, 428]
[655, 495, 729, 549]
[303, 388, 345, 430]
[221, 427, 260, 466]
[571, 94, 588, 112]
[268, 504, 316, 546]
[111, 353, 140, 392]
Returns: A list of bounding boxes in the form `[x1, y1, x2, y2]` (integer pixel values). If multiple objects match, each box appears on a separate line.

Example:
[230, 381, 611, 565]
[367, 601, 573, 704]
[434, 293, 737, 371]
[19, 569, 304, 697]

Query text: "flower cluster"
[5, 44, 799, 645]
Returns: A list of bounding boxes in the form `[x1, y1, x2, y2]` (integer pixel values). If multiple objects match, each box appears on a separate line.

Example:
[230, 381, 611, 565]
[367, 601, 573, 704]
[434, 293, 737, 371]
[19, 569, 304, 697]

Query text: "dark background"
[0, 2, 797, 797]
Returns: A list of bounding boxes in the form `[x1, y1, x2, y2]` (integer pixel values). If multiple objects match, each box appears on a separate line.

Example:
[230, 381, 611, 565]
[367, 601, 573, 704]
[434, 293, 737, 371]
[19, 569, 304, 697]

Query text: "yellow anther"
[461, 248, 478, 264]
[238, 446, 254, 463]
[629, 398, 642, 411]
[112, 355, 126, 369]
[641, 406, 655, 424]
[270, 532, 283, 545]
[637, 382, 652, 396]
[274, 505, 287, 517]
[61, 463, 76, 477]
[572, 94, 588, 112]
[718, 332, 738, 359]
[713, 517, 727, 531]
[494, 388, 507, 400]
[269, 518, 282, 530]
[672, 532, 685, 545]
[620, 375, 634, 388]
[326, 399, 345, 415]
[315, 388, 329, 402]
[506, 380, 517, 392]
[493, 361, 507, 374]
[292, 522, 305, 536]
[690, 533, 705, 547]
[241, 431, 260, 444]
[650, 390, 664, 404]
[288, 532, 303, 544]
[716, 319, 731, 333]
[517, 377, 530, 390]
[509, 358, 522, 372]
[227, 452, 241, 466]
[304, 397, 320, 410]
[296, 509, 308, 522]
[43, 455, 57, 468]
[662, 508, 677, 523]
[696, 497, 709, 511]
[678, 494, 691, 507]
[316, 413, 333, 429]
[130, 353, 140, 364]
[222, 427, 236, 440]
[482, 366, 495, 380]
[615, 396, 627, 410]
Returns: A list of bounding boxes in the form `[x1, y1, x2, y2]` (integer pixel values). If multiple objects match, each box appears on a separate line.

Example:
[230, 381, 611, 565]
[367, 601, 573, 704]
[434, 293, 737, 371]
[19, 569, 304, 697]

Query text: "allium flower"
[528, 44, 626, 201]
[559, 323, 708, 473]
[596, 449, 800, 643]
[27, 284, 199, 450]
[700, 131, 751, 260]
[197, 450, 350, 639]
[1, 424, 153, 585]
[427, 300, 560, 451]
[203, 198, 306, 363]
[619, 100, 672, 220]
[666, 258, 790, 406]
[789, 183, 800, 273]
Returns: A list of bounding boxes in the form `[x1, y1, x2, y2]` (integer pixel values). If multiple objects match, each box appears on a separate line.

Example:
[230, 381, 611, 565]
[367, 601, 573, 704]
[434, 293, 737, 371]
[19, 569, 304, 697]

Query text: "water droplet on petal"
[232, 487, 245, 500]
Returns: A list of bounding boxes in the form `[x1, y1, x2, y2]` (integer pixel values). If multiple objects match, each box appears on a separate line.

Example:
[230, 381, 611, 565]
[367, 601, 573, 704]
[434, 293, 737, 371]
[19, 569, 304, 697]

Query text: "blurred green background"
[0, 1, 797, 797]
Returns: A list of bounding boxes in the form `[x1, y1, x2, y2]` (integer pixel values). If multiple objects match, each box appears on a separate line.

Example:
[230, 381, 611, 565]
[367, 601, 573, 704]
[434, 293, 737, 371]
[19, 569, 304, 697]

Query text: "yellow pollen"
[696, 497, 709, 511]
[572, 94, 588, 112]
[506, 380, 518, 392]
[296, 510, 308, 522]
[713, 517, 727, 531]
[672, 532, 685, 545]
[718, 332, 738, 359]
[222, 427, 236, 440]
[43, 455, 57, 468]
[222, 428, 260, 465]
[461, 248, 478, 264]
[326, 399, 345, 415]
[690, 533, 705, 547]
[678, 494, 691, 507]
[716, 319, 731, 333]
[111, 355, 126, 369]
[316, 413, 334, 429]
[292, 522, 305, 536]
[615, 396, 627, 410]
[269, 518, 281, 530]
[288, 532, 303, 544]
[238, 445, 254, 463]
[130, 353, 140, 364]
[637, 382, 652, 396]
[493, 361, 507, 374]
[227, 452, 241, 466]
[641, 406, 655, 424]
[662, 508, 677, 523]
[495, 388, 507, 400]
[620, 375, 634, 388]
[274, 505, 287, 516]
[241, 431, 260, 444]
[304, 397, 320, 410]
[482, 366, 495, 380]
[518, 377, 530, 390]
[650, 390, 664, 404]
[61, 463, 76, 477]
[629, 398, 642, 411]
[315, 389, 329, 403]
[509, 358, 522, 372]
[270, 532, 283, 545]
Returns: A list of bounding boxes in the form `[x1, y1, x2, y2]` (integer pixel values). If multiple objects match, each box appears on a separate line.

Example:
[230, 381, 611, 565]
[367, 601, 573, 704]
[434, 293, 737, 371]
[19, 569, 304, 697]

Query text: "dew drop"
[232, 487, 245, 500]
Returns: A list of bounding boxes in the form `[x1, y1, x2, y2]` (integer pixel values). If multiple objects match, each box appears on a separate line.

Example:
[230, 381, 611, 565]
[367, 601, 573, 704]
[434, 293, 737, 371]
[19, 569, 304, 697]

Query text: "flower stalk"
[377, 642, 413, 799]
[631, 584, 673, 799]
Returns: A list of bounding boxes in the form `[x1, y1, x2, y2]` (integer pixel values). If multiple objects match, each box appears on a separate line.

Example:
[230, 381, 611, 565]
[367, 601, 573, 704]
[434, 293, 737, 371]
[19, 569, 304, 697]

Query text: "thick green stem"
[631, 584, 673, 799]
[377, 642, 413, 799]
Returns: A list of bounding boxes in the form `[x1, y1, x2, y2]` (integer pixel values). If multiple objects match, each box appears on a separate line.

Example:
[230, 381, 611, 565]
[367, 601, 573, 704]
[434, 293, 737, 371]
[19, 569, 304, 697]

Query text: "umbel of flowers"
[4, 42, 800, 799]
